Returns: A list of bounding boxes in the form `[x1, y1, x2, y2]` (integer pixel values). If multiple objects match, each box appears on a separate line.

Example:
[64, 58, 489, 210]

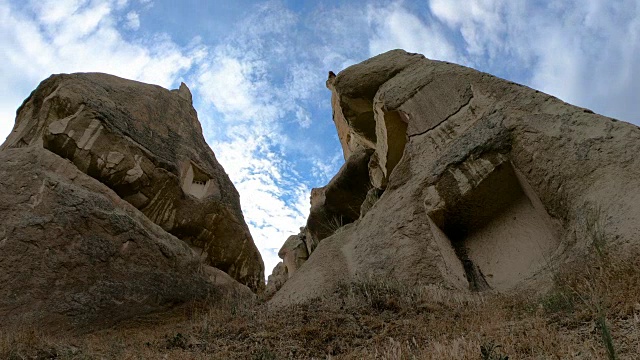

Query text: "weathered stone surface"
[326, 50, 425, 160]
[271, 49, 640, 305]
[278, 235, 308, 278]
[1, 73, 264, 291]
[359, 187, 383, 218]
[305, 149, 374, 252]
[264, 262, 288, 299]
[265, 228, 311, 296]
[326, 76, 375, 160]
[0, 147, 253, 331]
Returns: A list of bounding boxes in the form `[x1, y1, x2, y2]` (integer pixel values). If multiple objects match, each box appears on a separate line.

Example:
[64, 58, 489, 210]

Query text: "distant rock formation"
[265, 228, 309, 298]
[278, 233, 309, 277]
[0, 73, 264, 330]
[265, 262, 288, 298]
[270, 49, 640, 305]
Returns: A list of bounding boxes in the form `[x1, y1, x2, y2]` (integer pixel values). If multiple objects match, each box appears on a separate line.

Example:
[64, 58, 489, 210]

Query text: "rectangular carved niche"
[181, 162, 213, 199]
[425, 154, 560, 292]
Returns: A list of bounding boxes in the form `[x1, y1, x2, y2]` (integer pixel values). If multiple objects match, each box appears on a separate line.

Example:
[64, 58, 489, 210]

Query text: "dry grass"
[2, 246, 639, 359]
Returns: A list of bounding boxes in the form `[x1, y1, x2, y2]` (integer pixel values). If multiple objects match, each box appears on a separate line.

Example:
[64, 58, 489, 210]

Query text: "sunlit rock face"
[269, 49, 640, 305]
[278, 234, 309, 278]
[1, 73, 264, 292]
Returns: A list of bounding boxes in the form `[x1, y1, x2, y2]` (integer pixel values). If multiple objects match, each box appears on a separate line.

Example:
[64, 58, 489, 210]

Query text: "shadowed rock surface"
[1, 73, 264, 292]
[0, 73, 263, 330]
[0, 147, 253, 332]
[264, 262, 287, 299]
[305, 149, 374, 253]
[270, 49, 640, 305]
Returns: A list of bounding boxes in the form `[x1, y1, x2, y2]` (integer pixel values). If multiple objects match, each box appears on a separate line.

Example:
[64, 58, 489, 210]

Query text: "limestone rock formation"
[265, 229, 309, 298]
[270, 50, 640, 305]
[0, 147, 253, 331]
[305, 149, 374, 253]
[1, 73, 264, 292]
[278, 234, 308, 277]
[264, 262, 288, 298]
[0, 73, 263, 330]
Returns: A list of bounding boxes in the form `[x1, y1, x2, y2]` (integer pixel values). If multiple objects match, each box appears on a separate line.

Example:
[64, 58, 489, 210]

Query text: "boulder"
[264, 229, 310, 297]
[0, 147, 252, 331]
[277, 235, 308, 278]
[1, 73, 264, 292]
[264, 262, 288, 299]
[271, 50, 640, 305]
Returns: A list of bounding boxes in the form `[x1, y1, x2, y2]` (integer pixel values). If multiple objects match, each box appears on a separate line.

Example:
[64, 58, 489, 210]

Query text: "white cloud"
[192, 3, 322, 277]
[295, 107, 312, 129]
[197, 53, 281, 128]
[205, 133, 310, 275]
[429, 0, 504, 57]
[125, 11, 140, 30]
[0, 0, 198, 142]
[428, 0, 640, 123]
[367, 2, 458, 62]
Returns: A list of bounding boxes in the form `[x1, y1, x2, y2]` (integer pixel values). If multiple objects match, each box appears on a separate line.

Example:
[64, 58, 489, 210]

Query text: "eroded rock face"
[264, 262, 288, 299]
[0, 147, 253, 331]
[270, 50, 640, 305]
[278, 235, 309, 278]
[1, 73, 264, 292]
[305, 149, 374, 252]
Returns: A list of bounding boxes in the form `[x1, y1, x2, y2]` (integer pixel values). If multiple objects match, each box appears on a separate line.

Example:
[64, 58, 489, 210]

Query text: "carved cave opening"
[182, 162, 212, 199]
[430, 161, 560, 292]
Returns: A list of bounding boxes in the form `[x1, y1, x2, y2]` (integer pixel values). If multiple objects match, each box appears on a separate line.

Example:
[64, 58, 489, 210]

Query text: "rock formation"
[270, 49, 640, 305]
[305, 149, 374, 252]
[0, 73, 264, 330]
[264, 229, 309, 298]
[264, 262, 288, 298]
[278, 233, 309, 277]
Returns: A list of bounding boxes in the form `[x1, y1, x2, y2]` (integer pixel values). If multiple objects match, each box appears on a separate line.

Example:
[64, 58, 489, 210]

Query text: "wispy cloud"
[0, 0, 202, 142]
[192, 2, 333, 274]
[125, 11, 140, 30]
[428, 0, 640, 122]
[367, 2, 459, 62]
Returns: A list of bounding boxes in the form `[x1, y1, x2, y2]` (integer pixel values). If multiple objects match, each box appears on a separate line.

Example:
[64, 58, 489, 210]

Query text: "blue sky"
[1, 0, 639, 276]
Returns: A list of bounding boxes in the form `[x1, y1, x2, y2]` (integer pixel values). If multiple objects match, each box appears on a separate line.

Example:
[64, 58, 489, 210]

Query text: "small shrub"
[252, 348, 277, 360]
[540, 287, 575, 315]
[165, 332, 188, 350]
[596, 311, 617, 360]
[480, 341, 509, 360]
[325, 215, 346, 234]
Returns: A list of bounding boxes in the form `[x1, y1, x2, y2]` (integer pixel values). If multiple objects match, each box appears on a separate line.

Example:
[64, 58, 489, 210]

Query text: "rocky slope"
[269, 49, 640, 304]
[0, 73, 264, 330]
